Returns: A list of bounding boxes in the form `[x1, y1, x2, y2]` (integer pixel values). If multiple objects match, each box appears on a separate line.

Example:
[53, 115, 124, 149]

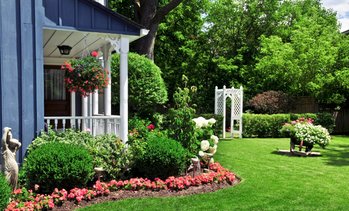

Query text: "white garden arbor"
[214, 86, 243, 138]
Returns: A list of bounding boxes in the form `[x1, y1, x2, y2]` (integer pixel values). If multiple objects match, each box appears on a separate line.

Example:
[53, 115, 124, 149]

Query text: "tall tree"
[206, 0, 281, 97]
[254, 0, 345, 106]
[154, 0, 213, 112]
[109, 0, 184, 59]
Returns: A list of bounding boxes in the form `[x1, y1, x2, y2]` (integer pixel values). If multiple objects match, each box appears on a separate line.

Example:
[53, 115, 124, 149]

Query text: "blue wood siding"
[0, 0, 44, 162]
[43, 0, 142, 35]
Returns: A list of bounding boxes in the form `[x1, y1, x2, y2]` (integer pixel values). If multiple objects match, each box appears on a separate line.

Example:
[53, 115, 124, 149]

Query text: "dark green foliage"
[315, 112, 335, 134]
[24, 142, 94, 193]
[166, 106, 197, 154]
[155, 0, 213, 113]
[248, 91, 293, 114]
[200, 114, 224, 137]
[128, 116, 152, 144]
[0, 174, 11, 210]
[131, 133, 190, 180]
[164, 78, 199, 154]
[243, 114, 290, 138]
[111, 53, 167, 117]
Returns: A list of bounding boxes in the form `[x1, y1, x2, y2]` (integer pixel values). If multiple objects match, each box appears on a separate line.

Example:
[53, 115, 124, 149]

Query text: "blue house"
[0, 0, 148, 163]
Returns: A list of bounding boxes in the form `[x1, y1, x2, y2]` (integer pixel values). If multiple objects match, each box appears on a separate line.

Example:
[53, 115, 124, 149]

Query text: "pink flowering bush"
[6, 162, 236, 210]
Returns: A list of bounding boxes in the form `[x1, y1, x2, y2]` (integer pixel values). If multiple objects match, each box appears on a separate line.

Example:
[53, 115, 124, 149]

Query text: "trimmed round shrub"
[111, 52, 168, 116]
[131, 133, 190, 180]
[0, 174, 11, 210]
[24, 142, 94, 193]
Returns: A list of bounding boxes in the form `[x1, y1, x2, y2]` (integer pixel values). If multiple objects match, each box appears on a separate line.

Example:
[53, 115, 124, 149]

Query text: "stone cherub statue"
[1, 127, 21, 190]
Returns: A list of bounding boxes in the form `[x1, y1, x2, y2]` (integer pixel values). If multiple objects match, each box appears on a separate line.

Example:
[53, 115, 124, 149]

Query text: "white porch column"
[93, 90, 99, 115]
[70, 92, 76, 127]
[82, 96, 88, 130]
[119, 37, 129, 143]
[103, 43, 112, 116]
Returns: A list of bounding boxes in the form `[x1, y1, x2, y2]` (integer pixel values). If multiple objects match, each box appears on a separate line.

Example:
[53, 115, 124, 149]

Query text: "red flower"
[91, 51, 98, 57]
[147, 124, 155, 131]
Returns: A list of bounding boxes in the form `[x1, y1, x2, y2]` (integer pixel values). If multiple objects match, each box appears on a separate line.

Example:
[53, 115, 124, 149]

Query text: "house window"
[44, 67, 66, 100]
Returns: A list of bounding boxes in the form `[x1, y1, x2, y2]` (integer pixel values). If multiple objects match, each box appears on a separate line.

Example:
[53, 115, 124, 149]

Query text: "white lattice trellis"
[214, 86, 243, 138]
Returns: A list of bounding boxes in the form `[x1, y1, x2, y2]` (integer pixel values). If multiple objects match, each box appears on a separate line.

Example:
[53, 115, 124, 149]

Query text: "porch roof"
[43, 0, 147, 64]
[43, 0, 144, 36]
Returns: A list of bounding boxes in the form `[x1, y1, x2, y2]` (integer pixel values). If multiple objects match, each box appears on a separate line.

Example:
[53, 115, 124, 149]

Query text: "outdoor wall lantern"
[57, 45, 72, 55]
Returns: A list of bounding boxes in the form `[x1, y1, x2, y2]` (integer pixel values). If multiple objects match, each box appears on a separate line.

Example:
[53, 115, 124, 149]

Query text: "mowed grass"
[79, 136, 349, 211]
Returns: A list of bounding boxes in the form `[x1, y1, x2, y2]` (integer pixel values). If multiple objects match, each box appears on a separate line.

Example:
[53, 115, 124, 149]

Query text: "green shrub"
[243, 113, 290, 138]
[24, 142, 94, 193]
[22, 129, 130, 181]
[111, 53, 168, 116]
[131, 133, 190, 180]
[315, 112, 335, 133]
[0, 174, 11, 210]
[243, 112, 336, 138]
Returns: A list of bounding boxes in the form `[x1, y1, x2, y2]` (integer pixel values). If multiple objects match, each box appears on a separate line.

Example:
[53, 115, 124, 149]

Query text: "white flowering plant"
[193, 117, 216, 144]
[294, 123, 331, 148]
[281, 117, 331, 148]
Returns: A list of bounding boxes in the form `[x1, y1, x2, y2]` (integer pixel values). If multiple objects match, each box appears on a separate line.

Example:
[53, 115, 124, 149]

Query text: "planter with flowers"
[280, 117, 331, 154]
[61, 51, 109, 96]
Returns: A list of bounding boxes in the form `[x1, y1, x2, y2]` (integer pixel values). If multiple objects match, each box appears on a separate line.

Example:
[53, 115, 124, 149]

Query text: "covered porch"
[42, 0, 148, 141]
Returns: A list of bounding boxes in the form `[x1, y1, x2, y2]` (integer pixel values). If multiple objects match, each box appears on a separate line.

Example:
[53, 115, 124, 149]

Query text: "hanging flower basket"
[61, 51, 109, 96]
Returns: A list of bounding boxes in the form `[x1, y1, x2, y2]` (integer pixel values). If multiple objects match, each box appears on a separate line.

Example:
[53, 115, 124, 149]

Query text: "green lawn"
[79, 136, 349, 211]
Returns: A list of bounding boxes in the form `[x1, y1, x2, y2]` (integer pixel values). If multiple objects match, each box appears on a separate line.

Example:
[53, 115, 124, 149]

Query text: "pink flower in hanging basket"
[61, 55, 108, 96]
[91, 51, 99, 57]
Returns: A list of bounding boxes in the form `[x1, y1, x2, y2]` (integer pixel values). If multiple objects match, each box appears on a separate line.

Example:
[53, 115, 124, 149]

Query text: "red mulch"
[52, 179, 241, 211]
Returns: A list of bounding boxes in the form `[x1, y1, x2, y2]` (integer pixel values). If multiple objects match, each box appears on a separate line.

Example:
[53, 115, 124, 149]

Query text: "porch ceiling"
[43, 28, 148, 65]
[44, 28, 114, 64]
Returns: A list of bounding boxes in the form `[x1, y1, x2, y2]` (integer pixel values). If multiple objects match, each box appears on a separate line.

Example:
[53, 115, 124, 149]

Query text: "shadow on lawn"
[322, 144, 349, 166]
[271, 149, 321, 157]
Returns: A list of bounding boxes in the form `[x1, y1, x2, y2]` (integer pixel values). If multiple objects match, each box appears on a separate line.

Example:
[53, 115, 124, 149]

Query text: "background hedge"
[242, 112, 335, 138]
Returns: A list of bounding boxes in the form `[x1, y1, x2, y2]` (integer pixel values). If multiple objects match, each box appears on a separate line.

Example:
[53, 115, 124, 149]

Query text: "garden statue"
[187, 157, 201, 177]
[1, 127, 21, 190]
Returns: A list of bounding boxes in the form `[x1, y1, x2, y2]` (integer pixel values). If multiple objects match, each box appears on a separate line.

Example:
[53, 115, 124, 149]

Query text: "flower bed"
[6, 163, 237, 211]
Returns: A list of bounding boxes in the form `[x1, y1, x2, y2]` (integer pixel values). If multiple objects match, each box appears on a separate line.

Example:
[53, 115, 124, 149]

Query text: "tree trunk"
[133, 23, 159, 60]
[131, 0, 183, 60]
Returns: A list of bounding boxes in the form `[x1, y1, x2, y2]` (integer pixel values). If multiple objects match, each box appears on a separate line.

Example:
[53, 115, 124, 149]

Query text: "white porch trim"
[103, 43, 112, 116]
[119, 37, 129, 143]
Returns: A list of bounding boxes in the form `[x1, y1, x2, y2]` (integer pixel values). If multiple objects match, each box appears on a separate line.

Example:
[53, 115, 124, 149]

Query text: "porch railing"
[44, 115, 120, 137]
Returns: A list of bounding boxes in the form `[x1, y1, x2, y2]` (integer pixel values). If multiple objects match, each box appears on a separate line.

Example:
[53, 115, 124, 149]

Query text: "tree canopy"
[110, 0, 349, 112]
